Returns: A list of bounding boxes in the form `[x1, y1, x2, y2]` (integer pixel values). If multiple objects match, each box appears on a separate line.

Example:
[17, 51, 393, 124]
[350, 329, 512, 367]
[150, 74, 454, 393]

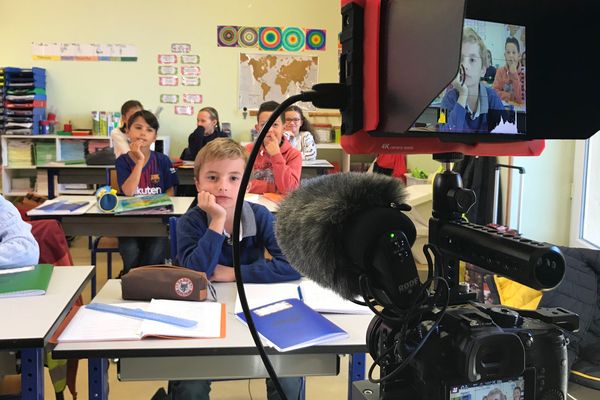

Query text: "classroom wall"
[0, 0, 341, 157]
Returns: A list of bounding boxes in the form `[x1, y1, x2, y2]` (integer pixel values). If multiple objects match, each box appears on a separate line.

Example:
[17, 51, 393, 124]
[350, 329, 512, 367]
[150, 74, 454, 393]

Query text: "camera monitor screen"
[449, 376, 525, 400]
[409, 19, 526, 136]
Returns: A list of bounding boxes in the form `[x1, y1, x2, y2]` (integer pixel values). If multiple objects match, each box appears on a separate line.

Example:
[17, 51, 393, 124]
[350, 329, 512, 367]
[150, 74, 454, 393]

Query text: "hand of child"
[210, 264, 236, 282]
[451, 65, 468, 97]
[263, 133, 281, 156]
[129, 140, 146, 165]
[507, 59, 518, 74]
[197, 190, 227, 221]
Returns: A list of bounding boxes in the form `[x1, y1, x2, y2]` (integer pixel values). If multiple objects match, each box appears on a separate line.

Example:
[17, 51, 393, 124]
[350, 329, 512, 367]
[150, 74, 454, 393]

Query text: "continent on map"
[274, 58, 317, 95]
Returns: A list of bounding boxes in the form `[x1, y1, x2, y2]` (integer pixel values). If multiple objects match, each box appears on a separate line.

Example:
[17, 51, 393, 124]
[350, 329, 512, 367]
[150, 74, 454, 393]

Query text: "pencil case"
[121, 264, 212, 302]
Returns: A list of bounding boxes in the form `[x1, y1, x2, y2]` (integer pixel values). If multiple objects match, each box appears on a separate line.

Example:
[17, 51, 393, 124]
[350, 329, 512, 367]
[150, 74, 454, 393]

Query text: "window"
[570, 133, 600, 249]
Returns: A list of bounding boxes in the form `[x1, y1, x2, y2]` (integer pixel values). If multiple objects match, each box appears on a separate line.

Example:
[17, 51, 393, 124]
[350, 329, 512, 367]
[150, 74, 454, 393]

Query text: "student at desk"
[115, 110, 179, 274]
[0, 194, 39, 267]
[247, 101, 302, 195]
[172, 138, 302, 400]
[110, 100, 143, 158]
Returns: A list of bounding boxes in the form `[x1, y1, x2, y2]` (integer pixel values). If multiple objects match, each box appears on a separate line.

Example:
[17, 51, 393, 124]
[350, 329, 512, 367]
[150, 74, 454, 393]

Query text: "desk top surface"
[54, 279, 371, 358]
[32, 195, 195, 216]
[0, 266, 94, 349]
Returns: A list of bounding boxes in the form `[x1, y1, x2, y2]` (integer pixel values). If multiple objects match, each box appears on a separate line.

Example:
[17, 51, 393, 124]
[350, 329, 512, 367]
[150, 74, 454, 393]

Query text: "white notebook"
[58, 299, 224, 342]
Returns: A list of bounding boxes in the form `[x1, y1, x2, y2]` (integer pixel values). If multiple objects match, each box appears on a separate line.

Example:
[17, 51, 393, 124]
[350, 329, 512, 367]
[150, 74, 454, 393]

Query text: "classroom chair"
[90, 236, 119, 296]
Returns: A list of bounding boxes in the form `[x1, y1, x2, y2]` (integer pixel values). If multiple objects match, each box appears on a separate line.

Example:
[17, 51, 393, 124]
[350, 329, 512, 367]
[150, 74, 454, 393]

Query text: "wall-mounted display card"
[159, 76, 179, 86]
[175, 106, 194, 116]
[183, 94, 203, 104]
[158, 66, 178, 75]
[158, 54, 178, 64]
[180, 55, 200, 64]
[160, 94, 179, 104]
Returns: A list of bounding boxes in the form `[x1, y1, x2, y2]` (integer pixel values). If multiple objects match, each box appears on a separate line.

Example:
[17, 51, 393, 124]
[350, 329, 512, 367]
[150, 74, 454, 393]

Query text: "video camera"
[345, 152, 579, 400]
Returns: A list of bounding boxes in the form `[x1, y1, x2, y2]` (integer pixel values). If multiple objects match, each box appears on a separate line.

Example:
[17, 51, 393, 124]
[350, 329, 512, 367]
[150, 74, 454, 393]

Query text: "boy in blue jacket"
[171, 138, 302, 400]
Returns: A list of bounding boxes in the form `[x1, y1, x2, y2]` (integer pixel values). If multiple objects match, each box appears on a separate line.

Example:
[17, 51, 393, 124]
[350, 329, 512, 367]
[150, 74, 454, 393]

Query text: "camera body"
[368, 303, 574, 399]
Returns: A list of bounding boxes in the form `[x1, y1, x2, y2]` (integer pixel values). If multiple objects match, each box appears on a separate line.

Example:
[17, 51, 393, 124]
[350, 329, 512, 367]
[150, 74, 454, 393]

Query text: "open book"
[57, 299, 225, 342]
[115, 193, 174, 215]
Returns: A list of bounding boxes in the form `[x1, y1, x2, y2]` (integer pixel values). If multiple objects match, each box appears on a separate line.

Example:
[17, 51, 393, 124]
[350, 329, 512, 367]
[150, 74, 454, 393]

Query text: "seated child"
[440, 27, 510, 133]
[492, 36, 524, 104]
[0, 194, 39, 268]
[283, 105, 317, 161]
[247, 101, 302, 195]
[111, 100, 143, 158]
[171, 138, 302, 400]
[115, 110, 179, 273]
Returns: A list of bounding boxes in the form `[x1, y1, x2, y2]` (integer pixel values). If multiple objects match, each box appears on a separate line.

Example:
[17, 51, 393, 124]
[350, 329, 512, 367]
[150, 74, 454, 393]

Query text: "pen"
[86, 303, 198, 328]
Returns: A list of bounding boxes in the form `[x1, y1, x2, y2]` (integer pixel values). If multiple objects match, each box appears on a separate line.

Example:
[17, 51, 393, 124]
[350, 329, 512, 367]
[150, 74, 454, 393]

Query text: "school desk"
[53, 279, 371, 400]
[37, 163, 114, 199]
[176, 159, 335, 185]
[0, 265, 94, 400]
[27, 195, 194, 237]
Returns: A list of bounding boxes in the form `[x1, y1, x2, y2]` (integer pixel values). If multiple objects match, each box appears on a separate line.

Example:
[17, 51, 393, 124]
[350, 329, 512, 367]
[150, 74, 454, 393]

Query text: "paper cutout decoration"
[159, 76, 178, 86]
[175, 106, 194, 115]
[160, 94, 179, 104]
[282, 27, 305, 52]
[158, 54, 178, 64]
[32, 42, 137, 62]
[181, 66, 201, 76]
[306, 29, 326, 51]
[158, 66, 177, 75]
[181, 55, 200, 64]
[238, 27, 259, 48]
[259, 27, 282, 51]
[171, 43, 191, 53]
[183, 94, 203, 104]
[218, 26, 239, 47]
[181, 76, 200, 86]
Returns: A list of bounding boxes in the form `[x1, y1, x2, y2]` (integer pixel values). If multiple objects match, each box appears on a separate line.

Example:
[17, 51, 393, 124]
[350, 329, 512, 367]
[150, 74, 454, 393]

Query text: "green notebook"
[0, 264, 54, 298]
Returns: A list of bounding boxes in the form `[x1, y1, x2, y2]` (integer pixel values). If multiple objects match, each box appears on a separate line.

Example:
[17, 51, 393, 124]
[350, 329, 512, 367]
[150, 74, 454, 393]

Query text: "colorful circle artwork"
[259, 27, 282, 51]
[282, 27, 305, 52]
[238, 27, 259, 48]
[218, 26, 239, 47]
[305, 29, 326, 51]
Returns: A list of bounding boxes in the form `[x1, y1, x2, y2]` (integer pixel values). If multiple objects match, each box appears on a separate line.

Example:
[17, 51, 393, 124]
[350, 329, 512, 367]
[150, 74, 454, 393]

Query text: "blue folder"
[237, 298, 348, 352]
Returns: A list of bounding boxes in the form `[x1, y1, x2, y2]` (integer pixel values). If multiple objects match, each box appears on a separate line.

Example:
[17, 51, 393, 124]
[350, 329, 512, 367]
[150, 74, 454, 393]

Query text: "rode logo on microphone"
[398, 277, 419, 294]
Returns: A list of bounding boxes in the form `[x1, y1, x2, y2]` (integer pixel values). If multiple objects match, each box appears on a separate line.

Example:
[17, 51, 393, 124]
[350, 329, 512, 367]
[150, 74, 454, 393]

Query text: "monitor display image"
[449, 376, 525, 400]
[409, 19, 526, 135]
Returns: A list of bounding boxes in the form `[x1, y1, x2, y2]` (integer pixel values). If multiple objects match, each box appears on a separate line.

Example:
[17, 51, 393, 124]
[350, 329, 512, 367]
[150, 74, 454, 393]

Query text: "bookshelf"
[0, 135, 170, 196]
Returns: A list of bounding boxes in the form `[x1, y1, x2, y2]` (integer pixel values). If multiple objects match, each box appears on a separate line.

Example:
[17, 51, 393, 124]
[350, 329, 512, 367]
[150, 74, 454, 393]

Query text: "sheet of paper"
[141, 299, 224, 339]
[300, 280, 372, 315]
[234, 283, 300, 315]
[58, 303, 148, 342]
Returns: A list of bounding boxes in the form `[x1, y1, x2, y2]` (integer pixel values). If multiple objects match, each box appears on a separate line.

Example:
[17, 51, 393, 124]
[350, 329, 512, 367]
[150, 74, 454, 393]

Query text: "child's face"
[195, 157, 245, 210]
[197, 110, 217, 135]
[123, 107, 142, 128]
[284, 111, 302, 135]
[504, 42, 520, 66]
[127, 116, 157, 148]
[461, 41, 485, 87]
[256, 111, 284, 144]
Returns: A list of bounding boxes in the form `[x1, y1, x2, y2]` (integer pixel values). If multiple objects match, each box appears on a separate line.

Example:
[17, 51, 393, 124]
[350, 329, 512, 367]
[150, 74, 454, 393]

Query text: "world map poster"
[239, 53, 318, 110]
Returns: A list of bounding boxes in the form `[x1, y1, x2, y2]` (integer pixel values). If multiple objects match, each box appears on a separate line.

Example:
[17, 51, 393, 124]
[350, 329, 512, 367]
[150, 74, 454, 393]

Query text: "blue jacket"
[0, 195, 39, 268]
[441, 84, 509, 133]
[176, 202, 301, 283]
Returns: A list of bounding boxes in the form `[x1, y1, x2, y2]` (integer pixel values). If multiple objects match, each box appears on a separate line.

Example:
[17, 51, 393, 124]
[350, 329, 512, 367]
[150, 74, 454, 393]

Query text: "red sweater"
[246, 138, 302, 195]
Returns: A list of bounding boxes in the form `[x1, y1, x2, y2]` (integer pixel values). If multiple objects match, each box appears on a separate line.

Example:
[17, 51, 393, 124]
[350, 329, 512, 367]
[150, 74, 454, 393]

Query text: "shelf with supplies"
[0, 134, 170, 196]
